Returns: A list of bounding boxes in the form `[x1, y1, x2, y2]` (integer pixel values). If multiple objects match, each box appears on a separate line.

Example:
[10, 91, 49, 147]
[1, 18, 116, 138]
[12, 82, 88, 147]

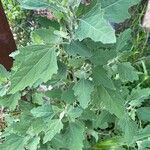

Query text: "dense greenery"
[0, 0, 150, 150]
[2, 0, 32, 46]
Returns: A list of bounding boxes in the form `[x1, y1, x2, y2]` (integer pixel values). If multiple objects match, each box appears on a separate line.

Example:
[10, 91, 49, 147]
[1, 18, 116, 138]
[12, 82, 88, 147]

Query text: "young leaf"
[31, 104, 54, 118]
[9, 45, 58, 94]
[61, 86, 76, 104]
[32, 93, 44, 105]
[73, 79, 94, 108]
[31, 28, 62, 45]
[43, 119, 63, 144]
[116, 29, 131, 52]
[118, 62, 139, 82]
[66, 106, 83, 122]
[0, 93, 21, 110]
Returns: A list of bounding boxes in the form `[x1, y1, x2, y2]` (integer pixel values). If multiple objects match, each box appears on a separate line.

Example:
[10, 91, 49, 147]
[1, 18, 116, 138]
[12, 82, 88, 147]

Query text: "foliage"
[1, 0, 32, 46]
[0, 0, 150, 150]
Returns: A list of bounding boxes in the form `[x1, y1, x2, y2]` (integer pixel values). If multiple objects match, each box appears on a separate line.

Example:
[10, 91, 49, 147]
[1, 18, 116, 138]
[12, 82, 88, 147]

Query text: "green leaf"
[31, 28, 61, 45]
[93, 111, 115, 129]
[0, 93, 21, 110]
[10, 103, 34, 135]
[43, 119, 63, 143]
[0, 84, 8, 97]
[0, 134, 30, 150]
[73, 79, 94, 108]
[9, 45, 58, 94]
[135, 125, 150, 141]
[19, 100, 35, 113]
[65, 40, 92, 57]
[30, 118, 47, 134]
[90, 49, 117, 66]
[18, 0, 50, 10]
[66, 105, 83, 121]
[46, 88, 62, 100]
[12, 115, 33, 135]
[26, 136, 40, 150]
[76, 0, 140, 43]
[118, 62, 139, 82]
[128, 88, 150, 107]
[137, 139, 150, 150]
[32, 93, 44, 105]
[80, 109, 97, 121]
[31, 104, 54, 118]
[63, 121, 85, 150]
[93, 66, 116, 90]
[116, 29, 131, 52]
[101, 0, 140, 23]
[75, 2, 116, 43]
[93, 86, 125, 118]
[68, 58, 84, 69]
[137, 107, 150, 121]
[118, 116, 138, 145]
[18, 0, 63, 16]
[54, 61, 67, 80]
[51, 134, 66, 149]
[37, 17, 60, 30]
[0, 65, 9, 83]
[61, 86, 76, 104]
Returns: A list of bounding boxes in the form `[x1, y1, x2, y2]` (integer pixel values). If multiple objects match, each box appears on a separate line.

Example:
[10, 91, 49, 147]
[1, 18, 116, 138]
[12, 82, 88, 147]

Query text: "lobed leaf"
[118, 62, 139, 82]
[0, 93, 21, 110]
[43, 119, 63, 143]
[93, 86, 125, 118]
[75, 6, 116, 43]
[9, 45, 58, 94]
[73, 79, 94, 108]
